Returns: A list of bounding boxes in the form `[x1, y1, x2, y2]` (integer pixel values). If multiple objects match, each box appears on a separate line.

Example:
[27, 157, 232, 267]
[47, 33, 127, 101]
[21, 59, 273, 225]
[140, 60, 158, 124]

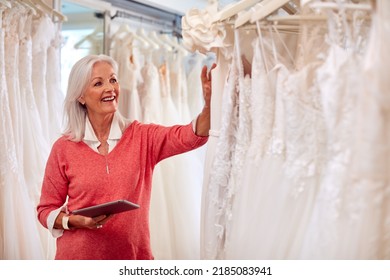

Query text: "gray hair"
[63, 54, 127, 142]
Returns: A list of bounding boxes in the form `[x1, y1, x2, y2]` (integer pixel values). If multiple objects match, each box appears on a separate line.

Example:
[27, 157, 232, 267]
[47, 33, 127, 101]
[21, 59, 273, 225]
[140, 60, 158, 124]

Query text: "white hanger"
[267, 14, 327, 22]
[137, 28, 160, 51]
[308, 1, 372, 11]
[212, 0, 263, 23]
[251, 0, 291, 22]
[113, 23, 150, 50]
[128, 32, 151, 50]
[74, 27, 103, 49]
[159, 34, 189, 56]
[0, 0, 11, 9]
[113, 23, 132, 38]
[149, 31, 172, 52]
[30, 0, 68, 21]
[14, 0, 38, 15]
[235, 0, 272, 28]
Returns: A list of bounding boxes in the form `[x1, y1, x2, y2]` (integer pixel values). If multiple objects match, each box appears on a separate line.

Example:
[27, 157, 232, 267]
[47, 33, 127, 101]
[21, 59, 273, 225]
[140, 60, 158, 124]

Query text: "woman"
[37, 54, 216, 259]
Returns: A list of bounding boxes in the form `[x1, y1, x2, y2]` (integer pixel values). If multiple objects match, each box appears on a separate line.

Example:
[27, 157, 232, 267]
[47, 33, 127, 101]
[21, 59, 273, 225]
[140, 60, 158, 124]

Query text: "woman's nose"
[104, 82, 115, 92]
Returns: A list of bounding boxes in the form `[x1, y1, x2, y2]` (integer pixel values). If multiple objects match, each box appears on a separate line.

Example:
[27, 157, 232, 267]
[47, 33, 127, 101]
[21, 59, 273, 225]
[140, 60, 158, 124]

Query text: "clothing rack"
[110, 10, 180, 33]
[105, 0, 182, 37]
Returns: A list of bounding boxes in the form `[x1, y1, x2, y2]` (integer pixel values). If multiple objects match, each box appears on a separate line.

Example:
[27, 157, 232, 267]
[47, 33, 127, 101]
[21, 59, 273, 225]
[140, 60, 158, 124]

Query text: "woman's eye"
[110, 78, 117, 83]
[94, 82, 102, 87]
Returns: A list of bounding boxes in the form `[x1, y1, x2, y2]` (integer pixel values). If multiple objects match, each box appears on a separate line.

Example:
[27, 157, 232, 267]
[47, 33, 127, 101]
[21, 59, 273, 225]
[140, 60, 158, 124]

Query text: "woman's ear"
[78, 96, 85, 105]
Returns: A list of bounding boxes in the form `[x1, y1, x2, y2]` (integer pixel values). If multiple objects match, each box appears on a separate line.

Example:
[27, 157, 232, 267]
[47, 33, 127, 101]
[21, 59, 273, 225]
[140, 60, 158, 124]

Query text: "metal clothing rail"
[104, 0, 182, 34]
[110, 10, 176, 29]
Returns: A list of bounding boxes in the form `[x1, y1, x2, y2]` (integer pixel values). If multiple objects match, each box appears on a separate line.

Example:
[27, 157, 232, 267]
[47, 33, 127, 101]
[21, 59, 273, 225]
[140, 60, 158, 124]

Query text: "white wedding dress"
[0, 6, 49, 260]
[301, 5, 390, 259]
[132, 45, 205, 260]
[110, 34, 142, 121]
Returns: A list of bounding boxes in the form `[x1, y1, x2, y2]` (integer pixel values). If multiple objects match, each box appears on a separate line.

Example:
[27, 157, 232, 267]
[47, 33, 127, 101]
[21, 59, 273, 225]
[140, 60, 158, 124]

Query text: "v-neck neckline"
[80, 123, 133, 158]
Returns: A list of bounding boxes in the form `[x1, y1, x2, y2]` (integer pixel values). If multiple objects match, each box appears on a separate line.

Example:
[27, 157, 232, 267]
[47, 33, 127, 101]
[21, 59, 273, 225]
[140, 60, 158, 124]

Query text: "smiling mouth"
[102, 96, 115, 102]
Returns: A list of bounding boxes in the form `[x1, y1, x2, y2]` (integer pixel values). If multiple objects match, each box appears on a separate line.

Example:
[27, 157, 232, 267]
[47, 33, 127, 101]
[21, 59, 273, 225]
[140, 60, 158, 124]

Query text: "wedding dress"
[138, 51, 162, 124]
[169, 51, 192, 123]
[207, 28, 257, 259]
[133, 45, 204, 259]
[0, 6, 45, 259]
[46, 24, 64, 145]
[110, 34, 142, 121]
[301, 6, 389, 259]
[182, 6, 237, 259]
[32, 15, 55, 142]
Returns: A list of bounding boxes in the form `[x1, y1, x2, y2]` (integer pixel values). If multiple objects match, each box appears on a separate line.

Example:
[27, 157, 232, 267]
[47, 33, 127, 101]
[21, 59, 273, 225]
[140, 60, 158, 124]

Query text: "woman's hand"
[195, 63, 217, 137]
[55, 212, 113, 230]
[69, 214, 113, 230]
[201, 63, 217, 108]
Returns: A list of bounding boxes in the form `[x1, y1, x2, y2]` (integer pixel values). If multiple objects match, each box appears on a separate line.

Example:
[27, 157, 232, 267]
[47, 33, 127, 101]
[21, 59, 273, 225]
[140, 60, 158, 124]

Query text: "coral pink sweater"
[37, 121, 208, 260]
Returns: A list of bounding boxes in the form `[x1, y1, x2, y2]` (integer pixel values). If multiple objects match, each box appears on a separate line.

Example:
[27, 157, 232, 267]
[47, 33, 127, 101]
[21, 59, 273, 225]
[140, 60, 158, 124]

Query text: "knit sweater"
[37, 121, 208, 260]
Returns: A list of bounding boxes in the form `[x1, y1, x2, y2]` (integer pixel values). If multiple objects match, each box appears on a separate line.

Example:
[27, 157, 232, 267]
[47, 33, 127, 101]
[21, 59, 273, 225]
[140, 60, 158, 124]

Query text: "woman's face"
[79, 61, 120, 118]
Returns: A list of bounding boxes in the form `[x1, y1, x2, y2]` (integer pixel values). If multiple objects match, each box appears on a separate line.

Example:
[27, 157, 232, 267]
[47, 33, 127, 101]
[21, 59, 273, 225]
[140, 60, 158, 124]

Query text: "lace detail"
[207, 41, 239, 259]
[223, 32, 253, 255]
[248, 38, 275, 162]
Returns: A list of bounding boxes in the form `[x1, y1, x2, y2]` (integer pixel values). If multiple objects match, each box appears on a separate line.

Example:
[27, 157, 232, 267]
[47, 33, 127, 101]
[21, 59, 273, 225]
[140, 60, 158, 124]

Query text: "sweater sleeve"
[148, 122, 208, 165]
[37, 139, 70, 228]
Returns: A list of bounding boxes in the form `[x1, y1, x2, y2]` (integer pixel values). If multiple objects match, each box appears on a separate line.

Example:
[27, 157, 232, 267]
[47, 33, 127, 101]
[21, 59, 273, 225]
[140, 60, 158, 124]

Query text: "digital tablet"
[72, 200, 140, 217]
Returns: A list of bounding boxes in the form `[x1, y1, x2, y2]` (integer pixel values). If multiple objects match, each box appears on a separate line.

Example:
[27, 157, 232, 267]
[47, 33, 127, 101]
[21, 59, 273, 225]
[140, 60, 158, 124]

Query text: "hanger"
[267, 14, 327, 22]
[113, 23, 132, 38]
[235, 0, 272, 28]
[159, 34, 189, 56]
[30, 0, 68, 21]
[251, 0, 291, 22]
[307, 1, 372, 11]
[128, 31, 151, 50]
[0, 0, 11, 9]
[137, 28, 160, 51]
[235, 0, 300, 28]
[113, 23, 151, 50]
[149, 31, 172, 52]
[74, 27, 103, 49]
[13, 0, 39, 15]
[212, 0, 263, 23]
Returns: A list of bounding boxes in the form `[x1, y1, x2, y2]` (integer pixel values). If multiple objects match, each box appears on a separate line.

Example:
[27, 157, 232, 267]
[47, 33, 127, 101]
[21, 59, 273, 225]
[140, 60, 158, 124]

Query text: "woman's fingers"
[201, 63, 217, 82]
[208, 63, 217, 80]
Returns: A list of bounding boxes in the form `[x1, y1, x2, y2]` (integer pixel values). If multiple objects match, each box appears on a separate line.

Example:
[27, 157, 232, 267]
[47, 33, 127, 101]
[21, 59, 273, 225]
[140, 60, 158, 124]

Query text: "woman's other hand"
[201, 63, 217, 108]
[68, 214, 113, 230]
[196, 63, 217, 137]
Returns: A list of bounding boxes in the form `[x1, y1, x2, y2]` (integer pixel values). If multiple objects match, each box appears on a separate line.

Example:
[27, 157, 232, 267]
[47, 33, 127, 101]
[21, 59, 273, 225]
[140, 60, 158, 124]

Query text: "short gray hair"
[63, 54, 126, 142]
